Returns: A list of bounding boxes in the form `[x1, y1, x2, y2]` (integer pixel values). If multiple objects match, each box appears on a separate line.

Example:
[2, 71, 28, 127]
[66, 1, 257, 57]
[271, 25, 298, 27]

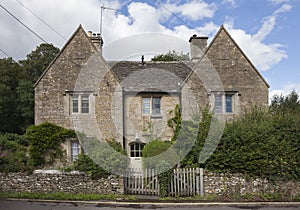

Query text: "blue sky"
[0, 0, 299, 99]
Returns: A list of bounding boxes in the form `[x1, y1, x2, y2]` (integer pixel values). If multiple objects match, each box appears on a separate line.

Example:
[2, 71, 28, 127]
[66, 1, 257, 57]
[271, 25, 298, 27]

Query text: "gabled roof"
[34, 24, 101, 88]
[192, 25, 269, 88]
[109, 61, 193, 92]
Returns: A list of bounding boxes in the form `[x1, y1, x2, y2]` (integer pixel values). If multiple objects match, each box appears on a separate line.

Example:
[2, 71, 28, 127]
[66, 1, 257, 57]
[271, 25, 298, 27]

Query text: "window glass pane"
[214, 95, 222, 113]
[225, 95, 233, 113]
[130, 142, 145, 157]
[71, 142, 80, 161]
[143, 98, 150, 114]
[81, 95, 89, 113]
[152, 98, 161, 115]
[72, 95, 79, 113]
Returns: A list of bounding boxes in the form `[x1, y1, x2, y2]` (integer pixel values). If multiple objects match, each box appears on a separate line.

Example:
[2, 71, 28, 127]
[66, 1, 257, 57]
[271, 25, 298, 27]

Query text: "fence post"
[200, 168, 204, 196]
[196, 168, 200, 195]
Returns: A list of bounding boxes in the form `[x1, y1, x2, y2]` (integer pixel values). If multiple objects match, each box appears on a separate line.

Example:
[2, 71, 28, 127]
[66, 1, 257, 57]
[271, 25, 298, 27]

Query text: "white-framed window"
[142, 97, 161, 115]
[81, 95, 89, 113]
[213, 92, 235, 114]
[72, 95, 79, 113]
[130, 142, 145, 157]
[71, 141, 81, 161]
[71, 94, 90, 114]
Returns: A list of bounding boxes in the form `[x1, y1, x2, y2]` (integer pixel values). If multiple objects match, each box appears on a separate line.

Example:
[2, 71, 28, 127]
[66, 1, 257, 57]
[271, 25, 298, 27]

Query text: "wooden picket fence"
[169, 167, 204, 197]
[124, 168, 204, 197]
[124, 168, 160, 196]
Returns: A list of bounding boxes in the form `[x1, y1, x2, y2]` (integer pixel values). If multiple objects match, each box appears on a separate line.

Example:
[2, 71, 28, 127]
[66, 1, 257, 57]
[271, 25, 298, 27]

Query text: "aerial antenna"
[100, 5, 118, 35]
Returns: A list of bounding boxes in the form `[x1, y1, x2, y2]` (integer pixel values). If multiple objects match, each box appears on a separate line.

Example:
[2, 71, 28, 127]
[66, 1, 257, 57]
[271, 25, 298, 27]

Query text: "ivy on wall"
[26, 122, 76, 168]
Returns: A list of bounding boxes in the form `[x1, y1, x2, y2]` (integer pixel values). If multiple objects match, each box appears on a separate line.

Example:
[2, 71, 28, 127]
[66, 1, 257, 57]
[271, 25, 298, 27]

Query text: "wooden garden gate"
[124, 168, 159, 196]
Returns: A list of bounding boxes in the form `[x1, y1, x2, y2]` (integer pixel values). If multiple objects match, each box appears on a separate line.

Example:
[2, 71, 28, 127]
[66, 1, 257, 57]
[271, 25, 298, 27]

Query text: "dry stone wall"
[0, 170, 123, 194]
[204, 171, 300, 198]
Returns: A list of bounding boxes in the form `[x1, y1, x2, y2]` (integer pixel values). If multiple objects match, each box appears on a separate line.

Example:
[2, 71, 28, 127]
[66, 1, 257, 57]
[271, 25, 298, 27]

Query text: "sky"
[0, 0, 299, 101]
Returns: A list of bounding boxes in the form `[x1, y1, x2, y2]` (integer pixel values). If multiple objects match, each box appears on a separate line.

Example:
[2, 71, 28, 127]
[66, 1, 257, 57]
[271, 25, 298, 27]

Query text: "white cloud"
[161, 0, 217, 21]
[224, 4, 292, 71]
[269, 0, 291, 5]
[0, 0, 293, 73]
[269, 83, 300, 102]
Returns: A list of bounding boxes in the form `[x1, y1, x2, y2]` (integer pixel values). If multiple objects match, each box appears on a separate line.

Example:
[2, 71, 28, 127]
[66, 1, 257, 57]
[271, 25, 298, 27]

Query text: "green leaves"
[26, 122, 75, 168]
[151, 50, 189, 61]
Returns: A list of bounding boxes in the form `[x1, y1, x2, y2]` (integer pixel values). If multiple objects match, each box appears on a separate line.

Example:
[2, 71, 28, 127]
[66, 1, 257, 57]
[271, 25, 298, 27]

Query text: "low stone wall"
[0, 170, 123, 194]
[1, 170, 299, 197]
[204, 171, 300, 197]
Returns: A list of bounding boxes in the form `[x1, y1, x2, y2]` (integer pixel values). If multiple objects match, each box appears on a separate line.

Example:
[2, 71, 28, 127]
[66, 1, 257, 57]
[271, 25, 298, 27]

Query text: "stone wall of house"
[0, 171, 123, 194]
[183, 27, 269, 119]
[204, 171, 300, 197]
[124, 93, 179, 145]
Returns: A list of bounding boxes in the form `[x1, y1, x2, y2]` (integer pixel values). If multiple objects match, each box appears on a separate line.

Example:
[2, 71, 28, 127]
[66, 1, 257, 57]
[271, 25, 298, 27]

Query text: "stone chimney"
[189, 34, 208, 61]
[88, 31, 104, 54]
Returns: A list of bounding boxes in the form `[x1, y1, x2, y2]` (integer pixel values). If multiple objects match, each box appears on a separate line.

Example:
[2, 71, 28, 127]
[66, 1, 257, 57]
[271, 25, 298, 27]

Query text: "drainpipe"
[122, 87, 126, 150]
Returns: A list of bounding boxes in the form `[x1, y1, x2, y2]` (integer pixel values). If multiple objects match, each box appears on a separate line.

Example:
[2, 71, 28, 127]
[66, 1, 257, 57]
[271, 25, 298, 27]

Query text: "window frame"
[213, 92, 235, 114]
[69, 92, 91, 114]
[71, 141, 81, 161]
[81, 95, 89, 113]
[142, 96, 161, 116]
[129, 142, 145, 157]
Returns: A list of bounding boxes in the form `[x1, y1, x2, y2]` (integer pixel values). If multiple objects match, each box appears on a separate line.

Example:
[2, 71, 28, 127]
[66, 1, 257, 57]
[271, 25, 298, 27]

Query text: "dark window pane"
[72, 95, 79, 113]
[152, 98, 161, 115]
[225, 95, 233, 113]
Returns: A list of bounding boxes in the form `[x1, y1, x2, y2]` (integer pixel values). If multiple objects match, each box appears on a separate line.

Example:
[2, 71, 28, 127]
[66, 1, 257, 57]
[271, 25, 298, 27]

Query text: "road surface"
[0, 200, 299, 210]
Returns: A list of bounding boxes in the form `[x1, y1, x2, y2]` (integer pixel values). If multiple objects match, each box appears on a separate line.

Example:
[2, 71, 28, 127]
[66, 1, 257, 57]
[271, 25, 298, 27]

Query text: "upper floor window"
[81, 95, 89, 113]
[72, 95, 79, 113]
[213, 93, 234, 114]
[71, 94, 90, 114]
[142, 97, 161, 115]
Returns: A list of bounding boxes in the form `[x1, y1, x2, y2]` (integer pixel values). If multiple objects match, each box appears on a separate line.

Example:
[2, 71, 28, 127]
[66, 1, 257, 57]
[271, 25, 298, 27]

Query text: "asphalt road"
[0, 200, 300, 210]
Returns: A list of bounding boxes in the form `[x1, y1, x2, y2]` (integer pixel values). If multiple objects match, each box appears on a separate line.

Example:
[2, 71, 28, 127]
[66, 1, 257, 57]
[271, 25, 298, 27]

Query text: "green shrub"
[74, 137, 129, 178]
[26, 122, 76, 168]
[73, 154, 108, 179]
[0, 133, 28, 172]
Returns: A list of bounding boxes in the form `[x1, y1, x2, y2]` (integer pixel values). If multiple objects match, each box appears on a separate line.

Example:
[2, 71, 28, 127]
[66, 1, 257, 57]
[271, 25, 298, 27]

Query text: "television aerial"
[100, 5, 118, 35]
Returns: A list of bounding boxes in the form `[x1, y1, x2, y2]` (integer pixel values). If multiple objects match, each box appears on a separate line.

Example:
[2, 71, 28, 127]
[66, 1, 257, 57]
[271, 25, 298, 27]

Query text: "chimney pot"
[88, 30, 104, 54]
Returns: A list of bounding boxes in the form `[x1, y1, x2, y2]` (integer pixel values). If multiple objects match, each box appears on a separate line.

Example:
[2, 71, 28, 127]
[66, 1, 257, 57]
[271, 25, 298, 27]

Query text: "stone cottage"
[34, 25, 269, 166]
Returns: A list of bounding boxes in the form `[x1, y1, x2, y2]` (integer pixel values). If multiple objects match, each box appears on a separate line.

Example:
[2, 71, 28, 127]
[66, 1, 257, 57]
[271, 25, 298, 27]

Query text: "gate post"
[200, 168, 204, 196]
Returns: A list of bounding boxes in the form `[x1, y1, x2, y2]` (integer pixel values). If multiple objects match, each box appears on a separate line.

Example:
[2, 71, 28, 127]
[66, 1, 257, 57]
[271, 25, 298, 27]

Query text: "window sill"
[151, 115, 162, 119]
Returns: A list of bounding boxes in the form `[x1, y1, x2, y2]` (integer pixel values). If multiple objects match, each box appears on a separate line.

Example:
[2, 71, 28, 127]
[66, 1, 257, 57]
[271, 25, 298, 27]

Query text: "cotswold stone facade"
[34, 25, 269, 164]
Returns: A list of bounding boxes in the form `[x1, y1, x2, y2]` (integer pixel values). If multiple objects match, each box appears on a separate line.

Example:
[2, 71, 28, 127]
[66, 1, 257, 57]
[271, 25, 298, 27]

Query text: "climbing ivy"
[26, 122, 76, 168]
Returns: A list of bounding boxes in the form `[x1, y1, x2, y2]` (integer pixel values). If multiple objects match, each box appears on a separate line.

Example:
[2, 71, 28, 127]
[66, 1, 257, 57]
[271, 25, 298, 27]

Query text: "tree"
[270, 90, 300, 114]
[20, 43, 60, 84]
[0, 58, 24, 133]
[151, 50, 189, 61]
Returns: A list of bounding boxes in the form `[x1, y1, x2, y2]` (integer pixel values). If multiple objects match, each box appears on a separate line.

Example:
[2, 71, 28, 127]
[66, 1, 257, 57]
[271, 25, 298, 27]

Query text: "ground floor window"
[130, 142, 145, 157]
[71, 141, 81, 161]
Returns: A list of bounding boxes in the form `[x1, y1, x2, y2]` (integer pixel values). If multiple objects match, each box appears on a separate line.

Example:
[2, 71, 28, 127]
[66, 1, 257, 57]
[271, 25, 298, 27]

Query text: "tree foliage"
[20, 43, 60, 84]
[0, 133, 29, 172]
[165, 91, 300, 181]
[0, 58, 26, 134]
[0, 43, 60, 134]
[151, 50, 189, 61]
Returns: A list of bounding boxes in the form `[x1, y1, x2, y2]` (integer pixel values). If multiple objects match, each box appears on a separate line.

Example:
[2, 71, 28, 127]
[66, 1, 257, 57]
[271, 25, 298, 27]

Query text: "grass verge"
[0, 192, 136, 201]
